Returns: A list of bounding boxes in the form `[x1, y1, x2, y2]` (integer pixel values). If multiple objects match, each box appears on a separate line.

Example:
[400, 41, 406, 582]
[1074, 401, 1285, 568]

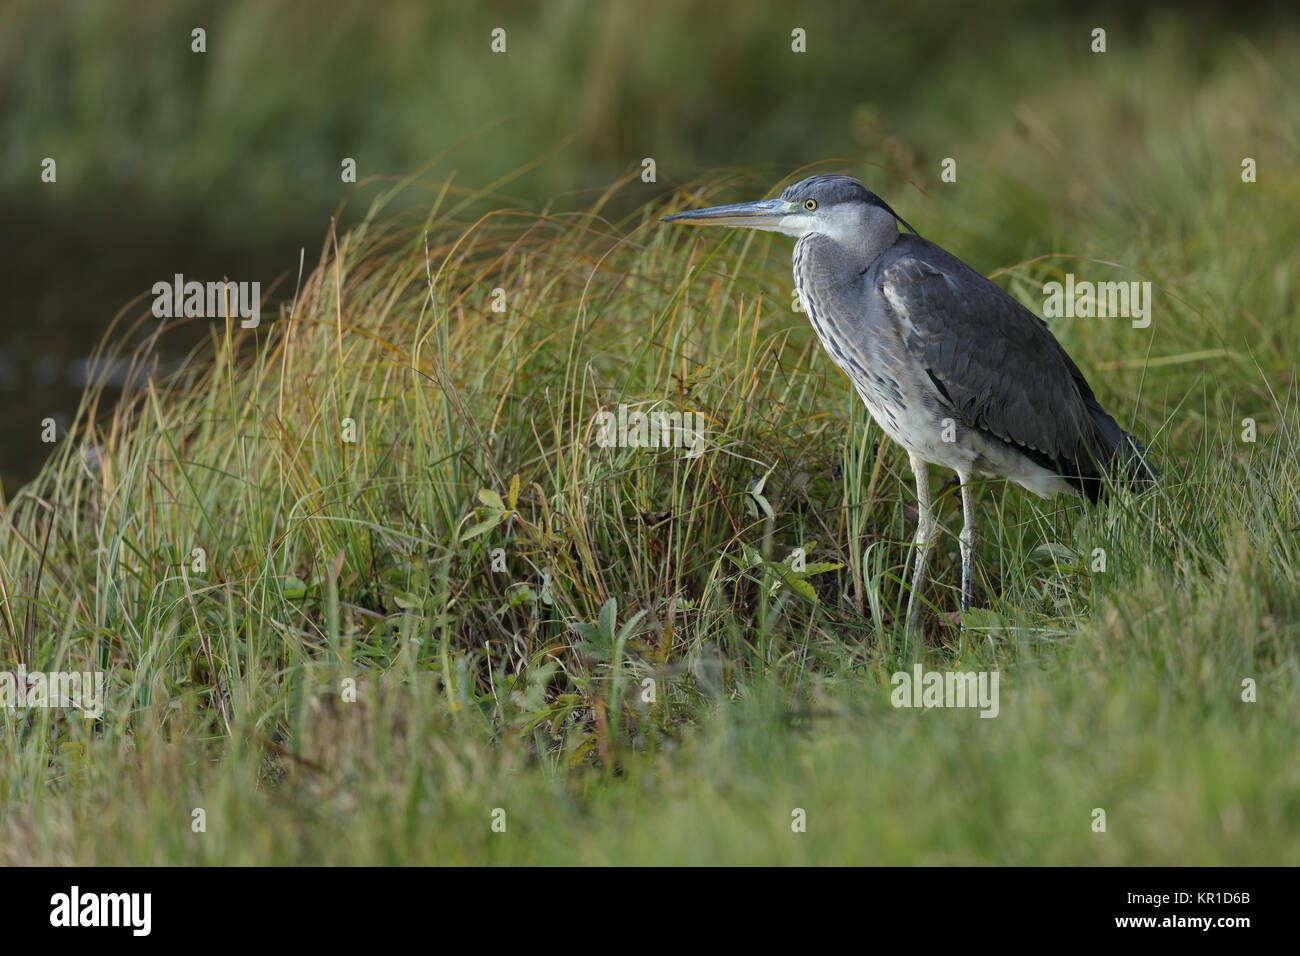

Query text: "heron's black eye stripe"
[804, 199, 818, 210]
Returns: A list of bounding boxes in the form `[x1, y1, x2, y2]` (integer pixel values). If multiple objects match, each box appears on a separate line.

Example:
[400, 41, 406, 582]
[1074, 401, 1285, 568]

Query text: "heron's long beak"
[660, 198, 793, 229]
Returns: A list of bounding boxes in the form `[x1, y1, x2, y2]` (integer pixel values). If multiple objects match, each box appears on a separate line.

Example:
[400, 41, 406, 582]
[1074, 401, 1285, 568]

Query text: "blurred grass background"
[1, 0, 1299, 864]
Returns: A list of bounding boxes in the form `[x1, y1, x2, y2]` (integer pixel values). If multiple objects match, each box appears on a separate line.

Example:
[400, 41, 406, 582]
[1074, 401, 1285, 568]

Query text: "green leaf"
[745, 470, 775, 518]
[477, 488, 506, 511]
[616, 609, 648, 641]
[461, 513, 503, 541]
[573, 641, 608, 661]
[958, 606, 1005, 631]
[393, 590, 421, 609]
[598, 597, 618, 643]
[1032, 542, 1078, 565]
[784, 575, 819, 604]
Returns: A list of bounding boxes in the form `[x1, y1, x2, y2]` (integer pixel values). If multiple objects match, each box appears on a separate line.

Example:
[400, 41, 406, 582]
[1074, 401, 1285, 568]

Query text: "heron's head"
[661, 175, 916, 254]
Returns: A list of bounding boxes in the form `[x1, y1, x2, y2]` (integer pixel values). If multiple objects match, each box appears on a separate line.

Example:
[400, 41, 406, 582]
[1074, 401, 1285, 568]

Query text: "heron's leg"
[905, 452, 934, 637]
[956, 467, 977, 615]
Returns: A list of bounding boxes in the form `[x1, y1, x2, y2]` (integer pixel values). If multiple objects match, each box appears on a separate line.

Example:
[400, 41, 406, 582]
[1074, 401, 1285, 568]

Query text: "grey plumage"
[873, 237, 1155, 501]
[663, 174, 1157, 634]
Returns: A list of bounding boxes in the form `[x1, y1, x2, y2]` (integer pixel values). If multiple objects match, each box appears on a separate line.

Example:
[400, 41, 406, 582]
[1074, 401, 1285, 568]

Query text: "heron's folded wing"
[877, 250, 1096, 470]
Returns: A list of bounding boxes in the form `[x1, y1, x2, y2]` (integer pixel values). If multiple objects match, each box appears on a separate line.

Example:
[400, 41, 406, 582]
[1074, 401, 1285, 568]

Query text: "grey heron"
[663, 174, 1156, 636]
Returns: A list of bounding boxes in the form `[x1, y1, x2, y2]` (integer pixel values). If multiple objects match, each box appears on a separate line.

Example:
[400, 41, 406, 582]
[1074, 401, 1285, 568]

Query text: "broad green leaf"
[393, 590, 421, 609]
[461, 513, 503, 541]
[784, 575, 819, 603]
[598, 597, 618, 643]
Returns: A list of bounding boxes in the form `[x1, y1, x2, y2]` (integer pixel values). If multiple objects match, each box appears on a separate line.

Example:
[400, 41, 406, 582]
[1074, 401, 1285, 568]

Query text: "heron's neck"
[853, 204, 902, 268]
[798, 203, 901, 272]
[794, 222, 896, 298]
[793, 234, 863, 336]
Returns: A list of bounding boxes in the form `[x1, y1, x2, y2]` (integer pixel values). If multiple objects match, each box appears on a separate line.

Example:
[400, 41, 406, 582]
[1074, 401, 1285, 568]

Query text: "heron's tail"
[1085, 396, 1160, 494]
[1113, 429, 1160, 484]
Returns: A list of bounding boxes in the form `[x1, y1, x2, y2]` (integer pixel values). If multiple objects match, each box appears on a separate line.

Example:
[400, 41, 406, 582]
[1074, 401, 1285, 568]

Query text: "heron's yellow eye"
[804, 199, 818, 211]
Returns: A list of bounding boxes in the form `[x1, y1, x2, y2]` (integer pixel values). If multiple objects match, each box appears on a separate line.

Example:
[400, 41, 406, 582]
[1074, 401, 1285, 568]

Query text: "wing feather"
[874, 238, 1102, 475]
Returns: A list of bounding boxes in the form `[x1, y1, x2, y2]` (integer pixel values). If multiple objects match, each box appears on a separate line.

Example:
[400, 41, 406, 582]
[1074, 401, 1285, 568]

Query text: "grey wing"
[877, 247, 1098, 470]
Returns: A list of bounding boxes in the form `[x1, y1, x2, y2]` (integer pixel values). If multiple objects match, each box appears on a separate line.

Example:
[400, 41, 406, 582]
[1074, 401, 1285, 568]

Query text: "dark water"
[0, 197, 321, 496]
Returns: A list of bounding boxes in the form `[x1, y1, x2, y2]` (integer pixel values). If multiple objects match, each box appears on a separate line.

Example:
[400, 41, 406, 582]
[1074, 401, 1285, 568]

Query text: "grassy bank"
[2, 25, 1299, 863]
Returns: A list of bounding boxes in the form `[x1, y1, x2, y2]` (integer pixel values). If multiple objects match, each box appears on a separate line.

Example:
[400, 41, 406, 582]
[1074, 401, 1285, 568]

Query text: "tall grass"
[2, 29, 1299, 861]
